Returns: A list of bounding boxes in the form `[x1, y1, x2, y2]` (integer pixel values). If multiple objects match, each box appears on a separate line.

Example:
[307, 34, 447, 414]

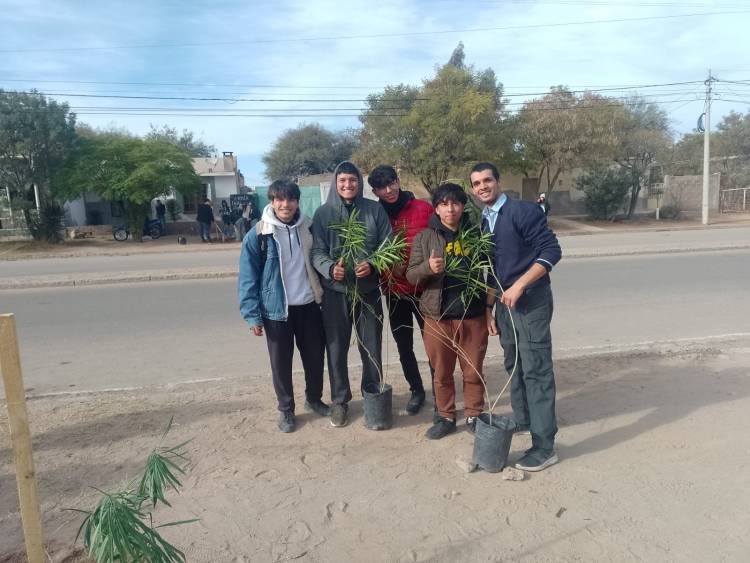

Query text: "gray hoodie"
[311, 161, 393, 295]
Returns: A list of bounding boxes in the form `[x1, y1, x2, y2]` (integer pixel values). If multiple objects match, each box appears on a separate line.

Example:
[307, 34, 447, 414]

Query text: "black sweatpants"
[321, 288, 383, 404]
[264, 301, 325, 413]
[386, 293, 426, 393]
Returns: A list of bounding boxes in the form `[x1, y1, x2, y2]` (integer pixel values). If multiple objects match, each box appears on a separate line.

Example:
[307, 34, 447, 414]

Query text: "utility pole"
[702, 69, 714, 225]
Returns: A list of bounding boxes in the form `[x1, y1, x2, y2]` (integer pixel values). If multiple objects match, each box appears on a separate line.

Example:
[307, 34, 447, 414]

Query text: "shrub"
[659, 204, 682, 219]
[578, 167, 631, 221]
[29, 199, 66, 243]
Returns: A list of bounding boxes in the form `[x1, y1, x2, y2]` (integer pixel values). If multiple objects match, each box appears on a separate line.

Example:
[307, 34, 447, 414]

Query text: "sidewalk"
[2, 340, 749, 561]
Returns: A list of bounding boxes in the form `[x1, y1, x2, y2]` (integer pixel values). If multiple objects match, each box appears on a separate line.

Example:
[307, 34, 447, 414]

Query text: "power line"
[2, 81, 709, 104]
[1, 10, 747, 53]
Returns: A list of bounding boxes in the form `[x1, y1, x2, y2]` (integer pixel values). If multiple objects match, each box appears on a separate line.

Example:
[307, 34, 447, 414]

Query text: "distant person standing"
[536, 192, 551, 216]
[196, 199, 215, 242]
[155, 199, 167, 233]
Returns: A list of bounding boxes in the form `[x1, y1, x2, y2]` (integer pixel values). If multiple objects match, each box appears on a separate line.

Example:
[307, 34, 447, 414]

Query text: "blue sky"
[2, 0, 749, 185]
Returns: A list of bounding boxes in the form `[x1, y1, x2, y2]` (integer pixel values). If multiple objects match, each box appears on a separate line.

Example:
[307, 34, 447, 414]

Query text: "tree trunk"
[626, 169, 641, 218]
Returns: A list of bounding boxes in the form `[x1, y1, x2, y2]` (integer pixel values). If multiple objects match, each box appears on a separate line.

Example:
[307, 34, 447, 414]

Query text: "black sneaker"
[515, 450, 559, 472]
[278, 411, 295, 433]
[425, 417, 457, 440]
[405, 390, 426, 415]
[330, 404, 349, 428]
[465, 416, 478, 434]
[304, 399, 331, 417]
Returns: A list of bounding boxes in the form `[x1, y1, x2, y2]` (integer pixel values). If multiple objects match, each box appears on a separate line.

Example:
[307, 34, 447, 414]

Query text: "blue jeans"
[199, 222, 212, 241]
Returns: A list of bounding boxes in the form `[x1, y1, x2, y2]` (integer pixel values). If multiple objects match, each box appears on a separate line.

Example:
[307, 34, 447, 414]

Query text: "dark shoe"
[515, 450, 559, 472]
[330, 404, 349, 428]
[425, 417, 457, 440]
[405, 390, 426, 415]
[278, 411, 295, 433]
[304, 399, 331, 417]
[465, 416, 477, 434]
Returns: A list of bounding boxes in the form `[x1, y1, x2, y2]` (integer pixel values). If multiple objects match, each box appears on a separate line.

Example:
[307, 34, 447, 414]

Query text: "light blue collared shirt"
[482, 193, 507, 232]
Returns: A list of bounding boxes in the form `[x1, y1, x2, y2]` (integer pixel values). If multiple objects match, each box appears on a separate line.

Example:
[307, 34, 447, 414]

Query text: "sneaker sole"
[515, 453, 559, 472]
[330, 417, 348, 428]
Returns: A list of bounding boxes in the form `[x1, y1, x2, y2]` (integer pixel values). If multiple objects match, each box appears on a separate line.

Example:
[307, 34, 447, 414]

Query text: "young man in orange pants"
[407, 183, 488, 439]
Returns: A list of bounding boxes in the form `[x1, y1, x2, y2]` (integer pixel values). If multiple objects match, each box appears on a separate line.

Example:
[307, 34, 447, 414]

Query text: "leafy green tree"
[262, 123, 357, 181]
[578, 167, 631, 220]
[355, 44, 510, 193]
[0, 89, 76, 226]
[145, 124, 216, 157]
[54, 131, 200, 240]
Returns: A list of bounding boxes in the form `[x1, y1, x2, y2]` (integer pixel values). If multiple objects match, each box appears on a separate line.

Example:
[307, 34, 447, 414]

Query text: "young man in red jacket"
[368, 165, 434, 415]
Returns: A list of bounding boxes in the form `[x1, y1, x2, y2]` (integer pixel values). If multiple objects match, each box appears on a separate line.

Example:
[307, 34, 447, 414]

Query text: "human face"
[271, 197, 299, 223]
[435, 199, 464, 230]
[470, 169, 502, 206]
[336, 172, 359, 203]
[373, 179, 400, 204]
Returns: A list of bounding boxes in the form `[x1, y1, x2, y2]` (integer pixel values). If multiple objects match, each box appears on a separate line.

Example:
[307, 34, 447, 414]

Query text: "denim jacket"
[238, 213, 322, 327]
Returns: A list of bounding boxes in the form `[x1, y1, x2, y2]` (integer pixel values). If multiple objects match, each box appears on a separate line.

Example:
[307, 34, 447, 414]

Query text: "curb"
[2, 243, 750, 290]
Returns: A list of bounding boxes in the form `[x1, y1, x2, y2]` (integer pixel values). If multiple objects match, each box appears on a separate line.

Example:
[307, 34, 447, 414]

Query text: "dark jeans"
[198, 221, 212, 241]
[264, 302, 325, 413]
[386, 293, 426, 393]
[321, 288, 383, 404]
[495, 283, 557, 454]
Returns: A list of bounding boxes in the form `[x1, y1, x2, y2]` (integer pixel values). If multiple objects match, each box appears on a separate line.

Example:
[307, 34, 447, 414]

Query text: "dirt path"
[2, 342, 750, 562]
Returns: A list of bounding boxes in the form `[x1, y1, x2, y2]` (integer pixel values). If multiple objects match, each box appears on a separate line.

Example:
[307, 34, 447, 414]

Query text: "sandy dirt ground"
[2, 340, 750, 562]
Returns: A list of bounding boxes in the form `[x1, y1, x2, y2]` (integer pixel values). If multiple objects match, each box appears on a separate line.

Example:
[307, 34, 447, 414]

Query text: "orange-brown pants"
[423, 316, 488, 420]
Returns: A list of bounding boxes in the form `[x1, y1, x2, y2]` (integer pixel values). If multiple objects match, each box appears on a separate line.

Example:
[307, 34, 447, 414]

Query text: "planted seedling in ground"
[69, 418, 197, 563]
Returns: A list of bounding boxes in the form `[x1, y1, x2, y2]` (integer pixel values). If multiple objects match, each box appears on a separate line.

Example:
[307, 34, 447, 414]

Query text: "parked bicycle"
[113, 218, 163, 241]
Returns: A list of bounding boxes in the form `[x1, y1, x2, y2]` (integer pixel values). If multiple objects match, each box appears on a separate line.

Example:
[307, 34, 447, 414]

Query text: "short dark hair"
[470, 162, 500, 180]
[367, 165, 398, 190]
[268, 180, 301, 201]
[336, 162, 360, 178]
[432, 183, 468, 208]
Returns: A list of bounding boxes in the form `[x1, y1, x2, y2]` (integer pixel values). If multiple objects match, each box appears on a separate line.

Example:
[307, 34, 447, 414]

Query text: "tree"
[517, 87, 623, 196]
[610, 97, 672, 217]
[54, 131, 200, 240]
[145, 124, 216, 157]
[262, 123, 356, 181]
[0, 89, 76, 225]
[355, 44, 511, 193]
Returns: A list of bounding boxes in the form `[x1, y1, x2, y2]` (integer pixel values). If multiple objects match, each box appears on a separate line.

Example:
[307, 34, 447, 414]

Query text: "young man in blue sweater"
[470, 162, 562, 472]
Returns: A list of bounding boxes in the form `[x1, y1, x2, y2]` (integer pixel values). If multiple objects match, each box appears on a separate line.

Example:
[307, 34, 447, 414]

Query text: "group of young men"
[238, 161, 562, 472]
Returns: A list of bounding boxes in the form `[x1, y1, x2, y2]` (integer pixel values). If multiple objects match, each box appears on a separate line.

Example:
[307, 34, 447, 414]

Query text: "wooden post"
[0, 314, 45, 563]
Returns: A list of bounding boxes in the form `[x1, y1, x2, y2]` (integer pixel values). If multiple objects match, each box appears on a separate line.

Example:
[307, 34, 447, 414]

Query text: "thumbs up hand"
[333, 257, 346, 281]
[428, 248, 445, 274]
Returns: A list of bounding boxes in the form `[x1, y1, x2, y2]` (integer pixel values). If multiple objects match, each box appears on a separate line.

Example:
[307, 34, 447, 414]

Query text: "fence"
[720, 187, 750, 213]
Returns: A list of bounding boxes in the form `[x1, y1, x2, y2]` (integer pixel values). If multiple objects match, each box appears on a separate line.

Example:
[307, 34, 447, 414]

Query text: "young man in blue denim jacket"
[238, 181, 330, 433]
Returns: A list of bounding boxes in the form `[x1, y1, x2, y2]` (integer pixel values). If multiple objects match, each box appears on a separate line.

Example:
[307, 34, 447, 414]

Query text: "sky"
[2, 0, 749, 185]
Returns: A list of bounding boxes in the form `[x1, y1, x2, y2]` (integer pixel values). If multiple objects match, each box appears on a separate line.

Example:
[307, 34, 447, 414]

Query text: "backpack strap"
[255, 222, 270, 265]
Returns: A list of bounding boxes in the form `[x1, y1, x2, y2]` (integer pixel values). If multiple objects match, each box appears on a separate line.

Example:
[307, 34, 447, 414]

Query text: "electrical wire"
[1, 10, 747, 53]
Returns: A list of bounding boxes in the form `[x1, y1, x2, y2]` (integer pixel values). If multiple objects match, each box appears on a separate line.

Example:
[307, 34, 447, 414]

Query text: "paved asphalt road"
[2, 249, 749, 396]
[3, 225, 750, 278]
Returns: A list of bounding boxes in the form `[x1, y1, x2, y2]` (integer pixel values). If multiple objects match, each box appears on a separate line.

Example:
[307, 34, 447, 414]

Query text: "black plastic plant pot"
[472, 413, 515, 473]
[363, 384, 393, 430]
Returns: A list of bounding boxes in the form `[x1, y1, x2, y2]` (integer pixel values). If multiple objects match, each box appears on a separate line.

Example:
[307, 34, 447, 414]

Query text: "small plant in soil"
[70, 418, 196, 563]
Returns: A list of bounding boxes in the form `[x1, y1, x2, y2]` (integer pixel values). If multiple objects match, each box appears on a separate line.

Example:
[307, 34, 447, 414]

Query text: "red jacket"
[382, 197, 434, 296]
